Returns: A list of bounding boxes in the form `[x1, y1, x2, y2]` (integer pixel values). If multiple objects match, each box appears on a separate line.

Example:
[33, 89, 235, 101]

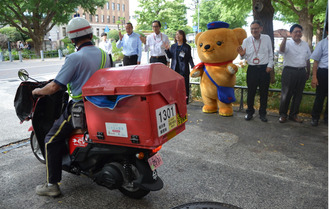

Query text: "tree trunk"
[298, 8, 314, 50]
[252, 0, 274, 49]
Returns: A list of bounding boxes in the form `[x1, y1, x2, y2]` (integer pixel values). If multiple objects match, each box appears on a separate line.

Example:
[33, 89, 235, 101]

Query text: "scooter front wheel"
[30, 132, 45, 164]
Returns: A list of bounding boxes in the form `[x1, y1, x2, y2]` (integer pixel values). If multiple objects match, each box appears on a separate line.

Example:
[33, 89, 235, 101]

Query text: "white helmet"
[67, 17, 93, 39]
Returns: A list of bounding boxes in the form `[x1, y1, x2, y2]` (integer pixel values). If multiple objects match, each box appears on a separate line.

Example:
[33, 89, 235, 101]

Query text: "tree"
[0, 0, 106, 55]
[252, 0, 274, 47]
[135, 0, 188, 35]
[272, 0, 327, 48]
[192, 0, 250, 31]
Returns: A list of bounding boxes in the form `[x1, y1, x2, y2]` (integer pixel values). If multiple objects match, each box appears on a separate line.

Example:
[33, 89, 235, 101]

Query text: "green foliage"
[111, 41, 123, 62]
[136, 0, 188, 33]
[192, 0, 250, 31]
[0, 27, 23, 42]
[108, 30, 120, 42]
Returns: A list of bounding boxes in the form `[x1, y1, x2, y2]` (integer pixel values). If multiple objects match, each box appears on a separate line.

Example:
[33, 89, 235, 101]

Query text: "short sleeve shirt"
[54, 45, 111, 102]
[310, 38, 328, 69]
[279, 39, 311, 68]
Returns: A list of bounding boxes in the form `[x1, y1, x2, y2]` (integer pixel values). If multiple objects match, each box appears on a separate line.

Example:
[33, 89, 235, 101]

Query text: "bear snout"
[204, 44, 211, 50]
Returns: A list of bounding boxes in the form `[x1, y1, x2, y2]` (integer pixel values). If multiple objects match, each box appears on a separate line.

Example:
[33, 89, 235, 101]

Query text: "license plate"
[148, 153, 163, 171]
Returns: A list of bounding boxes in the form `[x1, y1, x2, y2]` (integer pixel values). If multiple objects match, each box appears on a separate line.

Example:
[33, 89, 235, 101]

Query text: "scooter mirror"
[18, 69, 29, 81]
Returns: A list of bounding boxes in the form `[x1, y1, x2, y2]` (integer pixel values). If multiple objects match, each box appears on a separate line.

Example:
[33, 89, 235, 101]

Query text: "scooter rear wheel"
[118, 186, 150, 199]
[30, 132, 46, 164]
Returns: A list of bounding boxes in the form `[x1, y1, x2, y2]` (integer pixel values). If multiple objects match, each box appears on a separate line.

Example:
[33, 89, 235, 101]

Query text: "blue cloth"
[85, 95, 132, 110]
[203, 66, 236, 104]
[207, 21, 229, 30]
[116, 32, 142, 62]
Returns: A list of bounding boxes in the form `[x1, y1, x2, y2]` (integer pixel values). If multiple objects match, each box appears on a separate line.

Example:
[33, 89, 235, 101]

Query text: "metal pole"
[197, 0, 200, 33]
[19, 51, 23, 62]
[58, 49, 62, 59]
[0, 52, 3, 62]
[40, 50, 44, 61]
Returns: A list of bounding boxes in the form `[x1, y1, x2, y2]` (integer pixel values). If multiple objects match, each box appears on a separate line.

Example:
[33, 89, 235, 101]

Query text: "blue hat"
[207, 21, 229, 30]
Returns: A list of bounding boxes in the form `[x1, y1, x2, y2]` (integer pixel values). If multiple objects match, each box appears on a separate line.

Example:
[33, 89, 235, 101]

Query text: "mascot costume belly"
[190, 21, 247, 116]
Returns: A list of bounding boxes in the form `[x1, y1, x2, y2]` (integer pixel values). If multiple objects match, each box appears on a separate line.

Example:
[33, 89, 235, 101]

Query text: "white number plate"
[148, 153, 163, 171]
[156, 104, 177, 137]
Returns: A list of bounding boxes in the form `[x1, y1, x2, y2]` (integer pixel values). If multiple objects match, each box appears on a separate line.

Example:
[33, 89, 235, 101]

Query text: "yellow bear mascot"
[190, 21, 247, 116]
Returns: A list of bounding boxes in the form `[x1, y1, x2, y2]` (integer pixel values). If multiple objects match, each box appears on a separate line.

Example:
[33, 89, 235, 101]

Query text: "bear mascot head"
[190, 21, 247, 116]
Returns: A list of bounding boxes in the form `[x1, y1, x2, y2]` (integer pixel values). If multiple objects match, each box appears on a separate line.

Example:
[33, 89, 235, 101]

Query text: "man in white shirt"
[278, 24, 311, 123]
[140, 20, 170, 65]
[99, 32, 113, 67]
[237, 20, 274, 122]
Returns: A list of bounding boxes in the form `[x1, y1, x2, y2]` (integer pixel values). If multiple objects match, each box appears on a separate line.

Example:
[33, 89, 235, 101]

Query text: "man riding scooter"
[32, 17, 110, 197]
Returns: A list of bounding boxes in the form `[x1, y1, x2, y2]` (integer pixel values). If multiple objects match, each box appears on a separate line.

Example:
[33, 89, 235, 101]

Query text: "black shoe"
[311, 119, 319, 126]
[245, 114, 253, 121]
[260, 115, 268, 122]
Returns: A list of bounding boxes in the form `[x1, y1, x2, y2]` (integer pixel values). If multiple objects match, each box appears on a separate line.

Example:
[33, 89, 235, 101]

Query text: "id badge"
[253, 58, 260, 64]
[179, 51, 185, 58]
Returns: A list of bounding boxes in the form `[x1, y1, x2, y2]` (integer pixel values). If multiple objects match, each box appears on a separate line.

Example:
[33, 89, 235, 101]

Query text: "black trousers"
[45, 101, 75, 184]
[246, 64, 270, 116]
[123, 55, 138, 66]
[311, 68, 328, 121]
[150, 56, 167, 65]
[279, 66, 307, 117]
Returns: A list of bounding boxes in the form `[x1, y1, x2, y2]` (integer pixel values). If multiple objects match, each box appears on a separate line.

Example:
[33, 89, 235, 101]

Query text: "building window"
[62, 27, 66, 37]
[107, 15, 110, 23]
[113, 16, 115, 23]
[95, 15, 99, 22]
[106, 2, 109, 10]
[122, 4, 125, 12]
[101, 15, 104, 23]
[112, 3, 115, 10]
[117, 4, 120, 11]
[89, 14, 92, 22]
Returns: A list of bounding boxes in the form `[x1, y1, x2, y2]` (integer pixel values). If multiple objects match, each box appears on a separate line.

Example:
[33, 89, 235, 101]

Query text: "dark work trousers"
[246, 64, 270, 116]
[311, 68, 328, 121]
[150, 56, 167, 65]
[279, 66, 307, 118]
[123, 55, 138, 66]
[109, 54, 114, 67]
[45, 101, 75, 184]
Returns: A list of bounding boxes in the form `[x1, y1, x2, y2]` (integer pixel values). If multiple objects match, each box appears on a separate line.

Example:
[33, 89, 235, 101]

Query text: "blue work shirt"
[116, 32, 142, 62]
[54, 44, 111, 102]
[310, 37, 328, 69]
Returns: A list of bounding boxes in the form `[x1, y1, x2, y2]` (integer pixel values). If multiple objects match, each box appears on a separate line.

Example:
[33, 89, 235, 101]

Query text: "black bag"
[13, 81, 48, 122]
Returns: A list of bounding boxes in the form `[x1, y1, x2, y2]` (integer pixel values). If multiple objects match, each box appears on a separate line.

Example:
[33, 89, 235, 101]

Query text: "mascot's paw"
[228, 66, 236, 74]
[219, 107, 233, 117]
[191, 71, 201, 77]
[202, 105, 218, 113]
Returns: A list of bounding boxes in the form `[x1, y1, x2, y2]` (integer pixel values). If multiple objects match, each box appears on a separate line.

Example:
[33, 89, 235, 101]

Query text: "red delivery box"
[82, 63, 187, 149]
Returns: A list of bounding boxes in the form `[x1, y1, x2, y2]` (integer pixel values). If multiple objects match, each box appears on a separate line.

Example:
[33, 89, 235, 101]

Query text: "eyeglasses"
[152, 25, 159, 28]
[293, 30, 302, 34]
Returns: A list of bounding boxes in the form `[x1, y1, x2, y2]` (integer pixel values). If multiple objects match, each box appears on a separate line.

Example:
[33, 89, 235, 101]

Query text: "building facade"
[48, 0, 129, 50]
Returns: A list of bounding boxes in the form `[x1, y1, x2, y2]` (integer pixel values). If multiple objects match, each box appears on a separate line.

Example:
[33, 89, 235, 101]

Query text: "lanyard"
[252, 38, 261, 57]
[153, 33, 162, 43]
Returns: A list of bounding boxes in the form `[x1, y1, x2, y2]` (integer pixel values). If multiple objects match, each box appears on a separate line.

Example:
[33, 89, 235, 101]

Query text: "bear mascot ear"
[233, 28, 247, 45]
[195, 32, 203, 45]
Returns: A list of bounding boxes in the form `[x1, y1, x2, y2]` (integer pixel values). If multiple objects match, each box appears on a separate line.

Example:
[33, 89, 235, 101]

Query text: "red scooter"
[14, 64, 187, 199]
